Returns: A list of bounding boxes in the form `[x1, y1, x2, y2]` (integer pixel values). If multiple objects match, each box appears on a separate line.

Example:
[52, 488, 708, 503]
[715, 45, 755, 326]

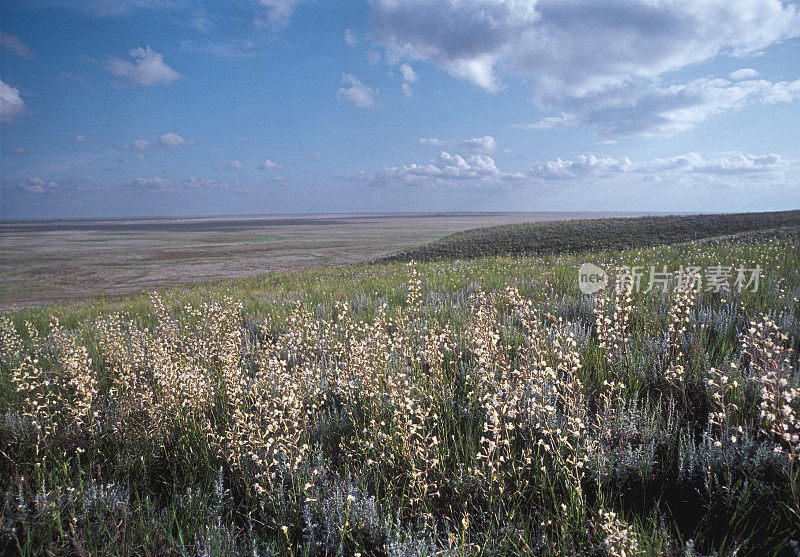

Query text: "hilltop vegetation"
[1, 221, 800, 555]
[382, 209, 800, 263]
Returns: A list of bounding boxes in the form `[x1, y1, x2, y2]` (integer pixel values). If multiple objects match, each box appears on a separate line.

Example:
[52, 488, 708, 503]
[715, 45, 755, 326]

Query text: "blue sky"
[1, 0, 800, 219]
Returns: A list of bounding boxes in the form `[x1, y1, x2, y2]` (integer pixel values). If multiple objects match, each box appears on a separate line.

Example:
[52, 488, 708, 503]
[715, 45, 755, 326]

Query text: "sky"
[1, 0, 800, 219]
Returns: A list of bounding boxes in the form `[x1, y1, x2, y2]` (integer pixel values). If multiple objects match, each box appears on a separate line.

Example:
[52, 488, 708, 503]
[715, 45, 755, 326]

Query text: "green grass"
[1, 219, 800, 555]
[381, 209, 800, 263]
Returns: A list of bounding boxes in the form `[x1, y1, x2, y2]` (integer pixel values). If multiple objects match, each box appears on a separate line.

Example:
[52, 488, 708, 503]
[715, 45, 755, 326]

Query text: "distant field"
[0, 212, 638, 309]
[382, 209, 800, 263]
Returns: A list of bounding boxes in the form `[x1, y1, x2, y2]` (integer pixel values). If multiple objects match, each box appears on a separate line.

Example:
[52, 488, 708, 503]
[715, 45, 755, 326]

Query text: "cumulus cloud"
[371, 0, 800, 135]
[214, 160, 243, 170]
[181, 176, 235, 188]
[0, 31, 33, 58]
[132, 176, 171, 189]
[416, 135, 497, 153]
[18, 177, 58, 194]
[257, 0, 303, 29]
[344, 28, 358, 46]
[645, 152, 785, 175]
[259, 159, 282, 170]
[158, 132, 195, 147]
[345, 149, 794, 195]
[529, 154, 635, 180]
[0, 79, 26, 122]
[337, 73, 377, 107]
[729, 68, 760, 81]
[107, 46, 180, 87]
[399, 63, 418, 83]
[354, 150, 524, 188]
[458, 135, 497, 153]
[124, 139, 150, 151]
[528, 152, 787, 180]
[190, 8, 212, 32]
[516, 113, 577, 130]
[400, 63, 418, 96]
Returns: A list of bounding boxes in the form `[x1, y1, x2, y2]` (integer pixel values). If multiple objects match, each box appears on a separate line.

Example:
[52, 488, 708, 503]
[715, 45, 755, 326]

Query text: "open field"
[1, 213, 800, 555]
[0, 212, 636, 310]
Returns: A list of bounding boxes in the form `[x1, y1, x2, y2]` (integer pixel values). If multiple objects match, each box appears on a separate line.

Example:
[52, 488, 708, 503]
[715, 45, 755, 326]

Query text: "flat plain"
[0, 212, 636, 309]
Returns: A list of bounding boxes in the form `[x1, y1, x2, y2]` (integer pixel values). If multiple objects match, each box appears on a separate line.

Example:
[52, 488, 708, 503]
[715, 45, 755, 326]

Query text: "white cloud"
[402, 82, 413, 97]
[366, 50, 382, 64]
[529, 154, 635, 180]
[458, 135, 497, 153]
[107, 46, 180, 87]
[357, 150, 524, 188]
[578, 76, 800, 137]
[158, 132, 195, 147]
[729, 68, 760, 81]
[181, 176, 235, 188]
[0, 79, 26, 122]
[371, 0, 800, 134]
[528, 151, 787, 180]
[132, 176, 171, 189]
[645, 152, 785, 175]
[124, 139, 151, 151]
[344, 28, 358, 46]
[0, 31, 33, 58]
[336, 73, 377, 107]
[18, 177, 58, 194]
[5, 146, 29, 155]
[516, 113, 577, 130]
[416, 135, 497, 153]
[214, 160, 243, 170]
[399, 63, 418, 83]
[257, 0, 303, 29]
[350, 149, 792, 193]
[259, 159, 282, 170]
[190, 9, 212, 32]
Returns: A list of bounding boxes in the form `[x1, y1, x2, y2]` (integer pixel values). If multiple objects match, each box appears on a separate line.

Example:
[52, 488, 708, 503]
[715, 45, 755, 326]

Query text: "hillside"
[381, 209, 800, 262]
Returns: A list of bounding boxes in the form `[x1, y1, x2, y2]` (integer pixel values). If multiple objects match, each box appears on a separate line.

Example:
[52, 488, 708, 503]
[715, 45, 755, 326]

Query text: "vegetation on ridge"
[381, 209, 800, 263]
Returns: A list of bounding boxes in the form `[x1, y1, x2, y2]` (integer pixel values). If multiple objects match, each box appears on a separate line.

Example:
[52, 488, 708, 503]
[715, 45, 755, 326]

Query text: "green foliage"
[382, 209, 800, 263]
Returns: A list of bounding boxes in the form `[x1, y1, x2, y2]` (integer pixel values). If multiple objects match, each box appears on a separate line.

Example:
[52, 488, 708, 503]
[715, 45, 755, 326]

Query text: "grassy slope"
[381, 209, 800, 263]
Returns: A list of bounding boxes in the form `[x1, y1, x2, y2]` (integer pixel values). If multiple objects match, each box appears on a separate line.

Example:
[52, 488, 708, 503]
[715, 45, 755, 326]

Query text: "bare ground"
[0, 212, 640, 309]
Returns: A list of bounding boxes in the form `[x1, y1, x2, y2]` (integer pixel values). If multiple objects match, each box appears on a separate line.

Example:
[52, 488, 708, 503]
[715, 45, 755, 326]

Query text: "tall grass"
[1, 235, 799, 555]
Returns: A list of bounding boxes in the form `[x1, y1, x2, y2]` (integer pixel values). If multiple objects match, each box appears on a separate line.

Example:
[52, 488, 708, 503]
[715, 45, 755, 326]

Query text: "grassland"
[1, 215, 800, 555]
[382, 209, 800, 262]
